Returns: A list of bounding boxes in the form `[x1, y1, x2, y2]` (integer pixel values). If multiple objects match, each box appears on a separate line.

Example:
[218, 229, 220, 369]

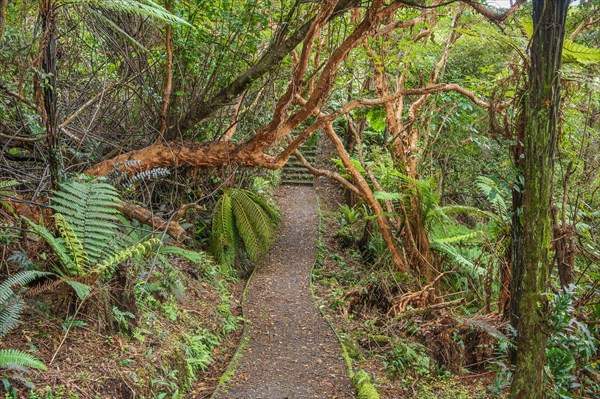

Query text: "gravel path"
[214, 186, 354, 399]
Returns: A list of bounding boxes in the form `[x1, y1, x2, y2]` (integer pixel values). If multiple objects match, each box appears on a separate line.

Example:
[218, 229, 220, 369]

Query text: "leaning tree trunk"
[509, 1, 570, 398]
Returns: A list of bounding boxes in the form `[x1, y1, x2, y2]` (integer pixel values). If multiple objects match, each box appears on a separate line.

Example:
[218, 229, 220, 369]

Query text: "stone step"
[282, 166, 310, 173]
[285, 161, 314, 168]
[282, 174, 313, 181]
[281, 179, 314, 186]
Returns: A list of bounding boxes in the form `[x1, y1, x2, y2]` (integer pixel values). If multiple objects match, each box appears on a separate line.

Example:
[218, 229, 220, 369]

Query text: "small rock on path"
[214, 186, 354, 399]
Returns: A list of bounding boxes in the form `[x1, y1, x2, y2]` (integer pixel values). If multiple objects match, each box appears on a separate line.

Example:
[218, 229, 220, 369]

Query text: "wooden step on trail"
[280, 148, 317, 187]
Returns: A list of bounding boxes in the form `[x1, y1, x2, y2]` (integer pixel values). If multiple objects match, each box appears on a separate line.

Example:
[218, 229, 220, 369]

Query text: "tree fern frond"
[24, 218, 78, 276]
[0, 271, 51, 304]
[210, 189, 280, 267]
[231, 196, 265, 261]
[243, 190, 281, 225]
[373, 191, 403, 201]
[0, 349, 46, 371]
[159, 246, 214, 266]
[230, 189, 278, 260]
[54, 214, 87, 272]
[93, 238, 159, 276]
[0, 297, 24, 339]
[73, 0, 192, 26]
[210, 192, 236, 267]
[475, 176, 508, 217]
[433, 230, 483, 244]
[431, 241, 475, 269]
[63, 280, 92, 300]
[563, 39, 600, 65]
[51, 179, 121, 268]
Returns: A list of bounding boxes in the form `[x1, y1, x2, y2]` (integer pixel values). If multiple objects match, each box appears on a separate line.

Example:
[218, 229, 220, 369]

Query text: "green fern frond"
[521, 19, 599, 65]
[51, 179, 121, 268]
[0, 296, 24, 339]
[373, 191, 403, 201]
[24, 218, 78, 276]
[0, 180, 18, 190]
[230, 189, 277, 260]
[431, 241, 475, 269]
[433, 230, 482, 244]
[54, 214, 87, 273]
[243, 190, 281, 225]
[210, 189, 280, 267]
[160, 246, 214, 266]
[0, 271, 51, 304]
[562, 39, 600, 65]
[1, 271, 50, 339]
[210, 192, 236, 267]
[93, 238, 159, 276]
[475, 176, 508, 217]
[73, 0, 192, 26]
[0, 349, 46, 371]
[63, 280, 92, 300]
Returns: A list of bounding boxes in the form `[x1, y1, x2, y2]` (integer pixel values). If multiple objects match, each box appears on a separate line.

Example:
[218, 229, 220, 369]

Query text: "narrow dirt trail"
[213, 186, 354, 399]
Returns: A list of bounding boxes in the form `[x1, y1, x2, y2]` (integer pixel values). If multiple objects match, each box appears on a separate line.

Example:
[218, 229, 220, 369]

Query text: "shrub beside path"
[213, 186, 354, 399]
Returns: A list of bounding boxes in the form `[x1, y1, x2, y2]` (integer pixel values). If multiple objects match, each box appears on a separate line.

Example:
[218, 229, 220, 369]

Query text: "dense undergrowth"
[0, 176, 283, 398]
[312, 181, 599, 399]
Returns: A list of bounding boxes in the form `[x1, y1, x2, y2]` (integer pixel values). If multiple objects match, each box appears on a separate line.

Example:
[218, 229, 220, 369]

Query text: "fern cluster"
[0, 271, 48, 372]
[210, 189, 281, 269]
[25, 177, 159, 298]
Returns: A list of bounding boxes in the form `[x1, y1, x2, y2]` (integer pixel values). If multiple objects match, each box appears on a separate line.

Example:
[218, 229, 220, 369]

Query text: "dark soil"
[214, 186, 354, 399]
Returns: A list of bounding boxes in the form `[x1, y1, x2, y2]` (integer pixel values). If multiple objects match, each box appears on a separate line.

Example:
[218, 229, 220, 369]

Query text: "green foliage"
[210, 188, 280, 270]
[72, 0, 191, 26]
[25, 178, 159, 299]
[546, 286, 597, 398]
[0, 271, 49, 376]
[0, 271, 50, 339]
[384, 340, 431, 379]
[49, 178, 122, 269]
[0, 349, 47, 372]
[0, 180, 19, 218]
[353, 370, 380, 399]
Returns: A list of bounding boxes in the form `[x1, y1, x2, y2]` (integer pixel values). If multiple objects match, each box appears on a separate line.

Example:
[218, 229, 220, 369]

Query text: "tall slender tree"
[510, 1, 570, 398]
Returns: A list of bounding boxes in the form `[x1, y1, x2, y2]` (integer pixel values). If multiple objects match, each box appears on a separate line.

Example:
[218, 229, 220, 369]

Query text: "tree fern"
[25, 178, 160, 297]
[70, 0, 191, 26]
[210, 189, 280, 268]
[50, 179, 121, 268]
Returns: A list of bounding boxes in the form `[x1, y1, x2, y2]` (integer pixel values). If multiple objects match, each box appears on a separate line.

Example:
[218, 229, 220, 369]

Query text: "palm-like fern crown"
[210, 189, 281, 268]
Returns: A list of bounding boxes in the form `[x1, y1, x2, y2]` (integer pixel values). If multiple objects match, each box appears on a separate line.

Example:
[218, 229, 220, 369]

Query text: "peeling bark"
[173, 0, 360, 135]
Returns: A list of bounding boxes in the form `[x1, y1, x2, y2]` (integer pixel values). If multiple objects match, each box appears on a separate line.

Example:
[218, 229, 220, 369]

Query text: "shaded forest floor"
[1, 252, 246, 398]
